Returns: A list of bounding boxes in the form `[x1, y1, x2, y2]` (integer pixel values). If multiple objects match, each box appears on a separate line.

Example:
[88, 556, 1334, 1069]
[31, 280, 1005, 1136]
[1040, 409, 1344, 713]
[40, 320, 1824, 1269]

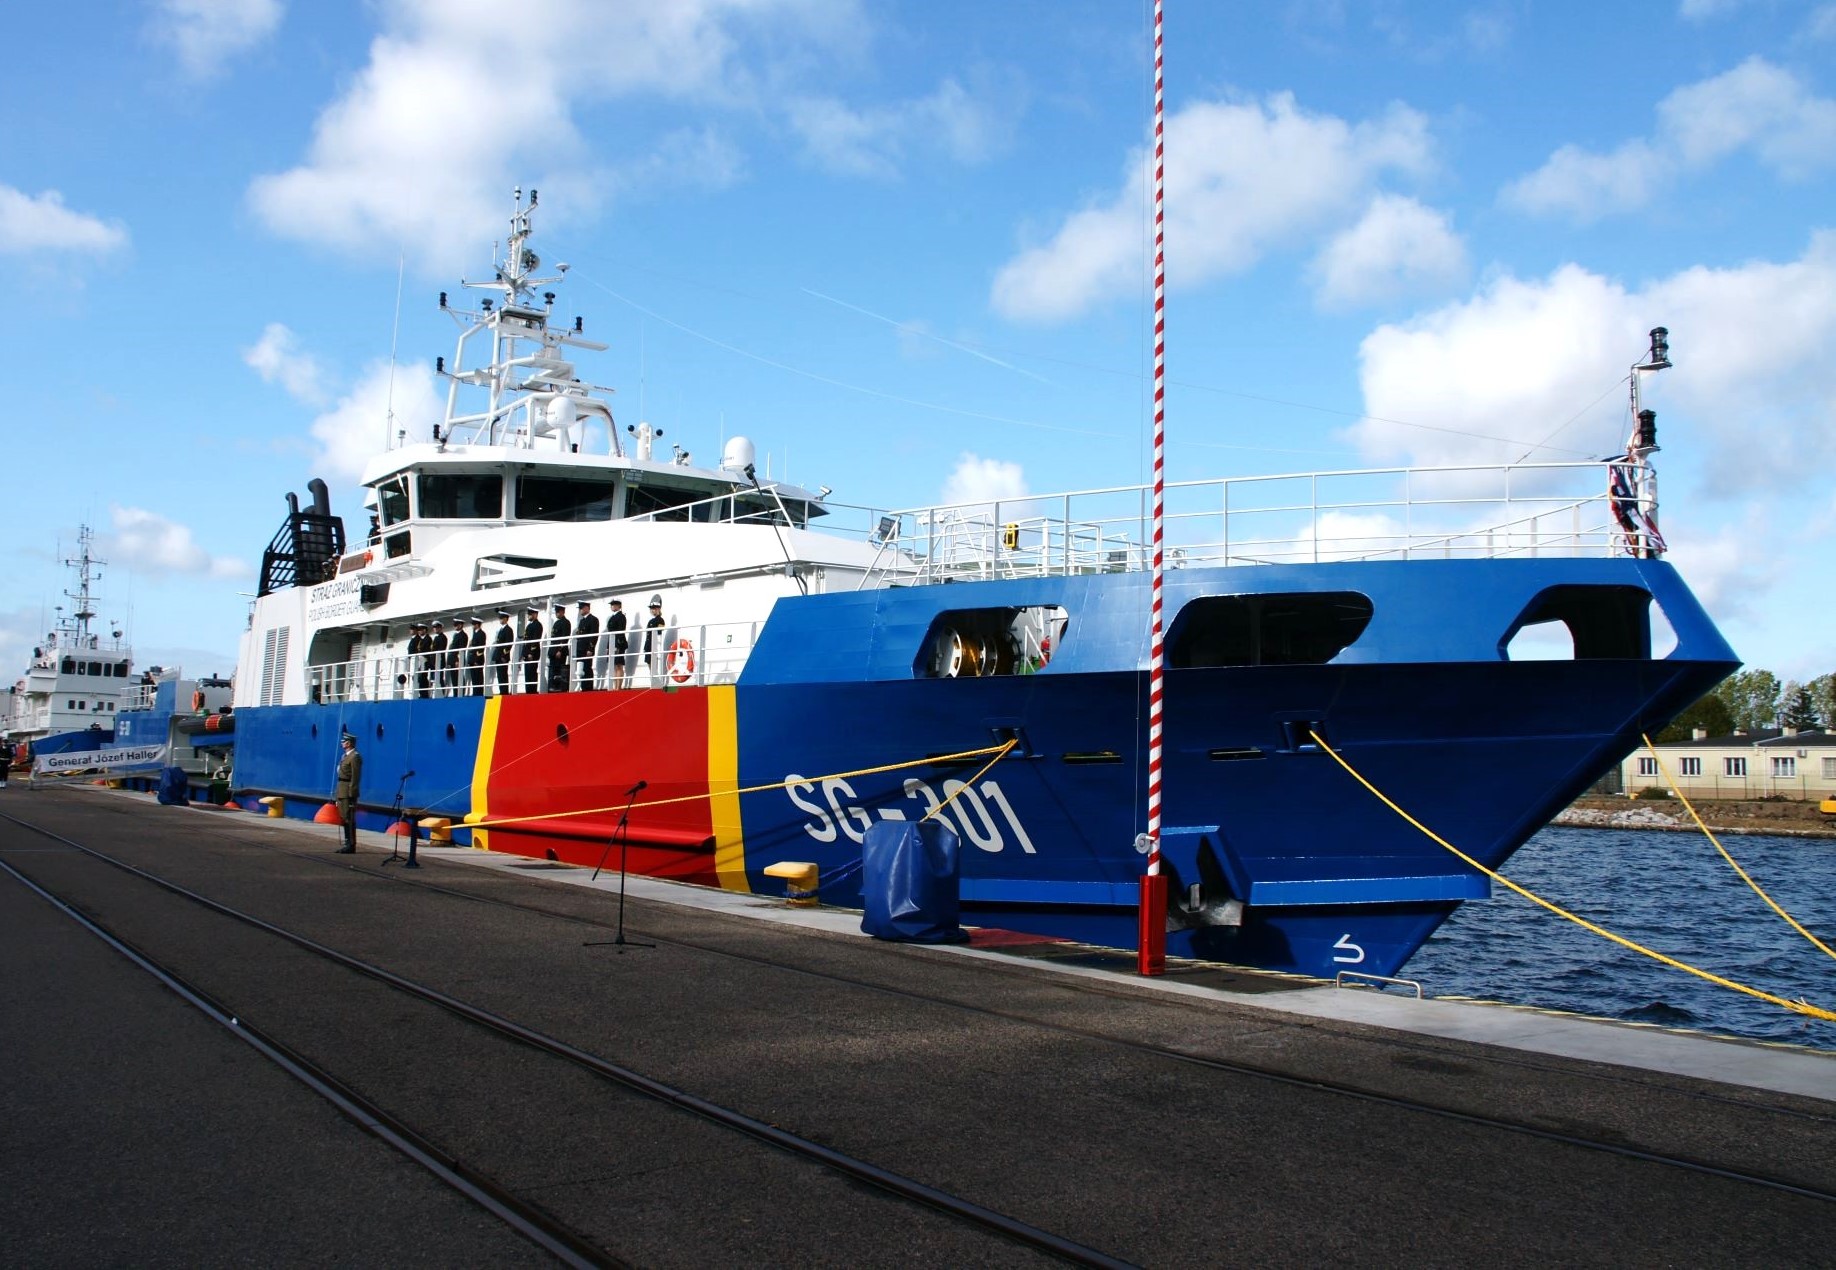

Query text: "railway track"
[5, 796, 1833, 1266]
[0, 809, 1132, 1268]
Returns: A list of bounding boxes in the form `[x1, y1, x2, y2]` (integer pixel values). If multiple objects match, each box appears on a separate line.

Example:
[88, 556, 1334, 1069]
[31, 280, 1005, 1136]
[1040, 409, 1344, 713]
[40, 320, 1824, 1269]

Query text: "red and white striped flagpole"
[1138, 0, 1169, 976]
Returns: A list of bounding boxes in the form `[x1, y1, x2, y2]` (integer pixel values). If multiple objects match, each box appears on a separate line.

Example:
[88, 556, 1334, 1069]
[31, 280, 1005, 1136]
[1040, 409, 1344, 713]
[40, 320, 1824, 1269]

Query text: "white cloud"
[246, 0, 865, 267]
[0, 186, 128, 256]
[107, 507, 248, 580]
[1349, 232, 1836, 497]
[308, 361, 444, 485]
[1679, 0, 1747, 18]
[1309, 194, 1467, 309]
[940, 453, 1027, 506]
[243, 323, 329, 405]
[151, 0, 283, 78]
[1505, 58, 1836, 219]
[990, 93, 1434, 322]
[786, 77, 1006, 178]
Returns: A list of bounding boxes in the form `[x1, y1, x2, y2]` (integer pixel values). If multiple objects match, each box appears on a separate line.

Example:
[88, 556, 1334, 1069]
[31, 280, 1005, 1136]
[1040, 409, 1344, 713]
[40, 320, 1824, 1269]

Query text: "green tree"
[1780, 682, 1822, 730]
[1656, 690, 1735, 742]
[1807, 673, 1836, 731]
[1714, 669, 1781, 732]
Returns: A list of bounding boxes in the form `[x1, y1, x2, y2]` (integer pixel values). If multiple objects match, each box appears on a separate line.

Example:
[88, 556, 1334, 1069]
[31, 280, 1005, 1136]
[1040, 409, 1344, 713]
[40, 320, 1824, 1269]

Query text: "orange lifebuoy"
[1039, 635, 1052, 665]
[667, 638, 696, 683]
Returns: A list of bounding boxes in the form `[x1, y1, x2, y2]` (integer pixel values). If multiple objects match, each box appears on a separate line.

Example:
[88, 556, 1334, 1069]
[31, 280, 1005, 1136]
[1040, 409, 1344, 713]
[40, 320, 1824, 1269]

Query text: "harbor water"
[1409, 826, 1836, 1050]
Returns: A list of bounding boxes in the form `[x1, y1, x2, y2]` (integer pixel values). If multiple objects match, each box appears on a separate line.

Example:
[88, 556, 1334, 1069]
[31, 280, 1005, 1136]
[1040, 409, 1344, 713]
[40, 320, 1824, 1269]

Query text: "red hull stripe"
[477, 689, 728, 884]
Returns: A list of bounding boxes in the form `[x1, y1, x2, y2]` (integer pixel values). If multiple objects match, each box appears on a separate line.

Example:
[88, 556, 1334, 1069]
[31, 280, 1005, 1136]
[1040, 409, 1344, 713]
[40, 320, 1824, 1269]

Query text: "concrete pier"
[3, 785, 1831, 1266]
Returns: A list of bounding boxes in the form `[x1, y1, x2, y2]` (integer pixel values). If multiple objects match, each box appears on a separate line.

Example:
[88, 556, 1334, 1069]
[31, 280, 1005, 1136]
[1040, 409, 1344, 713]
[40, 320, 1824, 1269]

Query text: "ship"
[224, 186, 1738, 979]
[3, 526, 136, 766]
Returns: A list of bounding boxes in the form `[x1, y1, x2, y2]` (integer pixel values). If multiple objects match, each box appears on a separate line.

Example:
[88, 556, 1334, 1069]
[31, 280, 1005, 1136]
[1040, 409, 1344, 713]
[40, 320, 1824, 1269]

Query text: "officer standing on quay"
[333, 731, 362, 853]
[606, 597, 629, 689]
[429, 620, 449, 696]
[519, 605, 543, 693]
[547, 601, 572, 692]
[574, 600, 600, 691]
[466, 615, 487, 694]
[491, 609, 515, 694]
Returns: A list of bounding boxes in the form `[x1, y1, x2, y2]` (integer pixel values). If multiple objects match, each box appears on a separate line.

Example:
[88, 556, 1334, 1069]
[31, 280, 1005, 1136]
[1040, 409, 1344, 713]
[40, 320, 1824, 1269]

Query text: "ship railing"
[839, 459, 1660, 587]
[302, 619, 764, 704]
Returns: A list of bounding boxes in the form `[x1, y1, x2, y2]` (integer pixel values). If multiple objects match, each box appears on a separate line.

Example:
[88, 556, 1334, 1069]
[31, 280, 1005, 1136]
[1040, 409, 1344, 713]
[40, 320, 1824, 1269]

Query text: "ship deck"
[4, 784, 1831, 1265]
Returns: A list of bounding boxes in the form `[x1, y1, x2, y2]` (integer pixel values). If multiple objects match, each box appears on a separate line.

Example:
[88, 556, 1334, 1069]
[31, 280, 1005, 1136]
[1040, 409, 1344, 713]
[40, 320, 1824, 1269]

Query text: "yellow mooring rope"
[465, 740, 1015, 831]
[921, 739, 1019, 824]
[1642, 733, 1836, 966]
[1307, 729, 1836, 1024]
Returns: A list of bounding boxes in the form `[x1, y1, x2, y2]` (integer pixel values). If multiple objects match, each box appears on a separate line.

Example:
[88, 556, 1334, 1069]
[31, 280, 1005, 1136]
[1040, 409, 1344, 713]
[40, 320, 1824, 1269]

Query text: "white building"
[1621, 727, 1836, 801]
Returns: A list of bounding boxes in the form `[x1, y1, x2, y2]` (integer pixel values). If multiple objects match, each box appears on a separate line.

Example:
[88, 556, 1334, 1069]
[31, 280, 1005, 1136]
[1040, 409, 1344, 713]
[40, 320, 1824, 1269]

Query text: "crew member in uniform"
[519, 605, 543, 693]
[605, 598, 629, 690]
[429, 621, 449, 696]
[546, 601, 572, 693]
[466, 616, 487, 694]
[574, 600, 600, 691]
[411, 622, 432, 697]
[445, 615, 467, 694]
[491, 609, 515, 694]
[333, 731, 362, 853]
[643, 595, 666, 686]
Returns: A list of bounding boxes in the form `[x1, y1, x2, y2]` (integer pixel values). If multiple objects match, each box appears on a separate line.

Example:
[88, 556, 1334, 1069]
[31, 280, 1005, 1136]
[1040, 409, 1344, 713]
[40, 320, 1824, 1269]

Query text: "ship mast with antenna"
[62, 525, 105, 648]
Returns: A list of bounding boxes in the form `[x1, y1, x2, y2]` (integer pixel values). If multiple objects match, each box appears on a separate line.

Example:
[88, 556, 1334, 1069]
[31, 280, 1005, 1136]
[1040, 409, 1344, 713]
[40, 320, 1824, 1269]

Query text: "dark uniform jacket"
[335, 748, 363, 804]
[575, 612, 600, 661]
[606, 609, 628, 653]
[520, 616, 543, 660]
[466, 629, 486, 667]
[548, 614, 572, 664]
[492, 621, 514, 664]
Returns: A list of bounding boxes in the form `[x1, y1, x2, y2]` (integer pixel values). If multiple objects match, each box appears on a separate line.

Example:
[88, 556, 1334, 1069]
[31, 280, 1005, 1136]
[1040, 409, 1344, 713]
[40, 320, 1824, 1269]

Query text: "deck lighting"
[1636, 409, 1658, 449]
[1639, 327, 1671, 371]
[439, 291, 447, 308]
[544, 291, 555, 305]
[574, 316, 582, 332]
[436, 357, 445, 374]
[482, 298, 493, 312]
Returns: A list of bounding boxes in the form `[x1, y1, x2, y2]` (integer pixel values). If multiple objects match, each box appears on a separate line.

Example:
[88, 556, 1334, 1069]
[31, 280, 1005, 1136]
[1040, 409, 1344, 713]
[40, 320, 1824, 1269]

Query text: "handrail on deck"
[838, 458, 1659, 588]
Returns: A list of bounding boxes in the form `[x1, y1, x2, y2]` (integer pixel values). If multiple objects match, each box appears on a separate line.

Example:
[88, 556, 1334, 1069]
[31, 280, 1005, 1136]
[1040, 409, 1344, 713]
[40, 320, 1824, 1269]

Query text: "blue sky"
[2, 0, 1832, 690]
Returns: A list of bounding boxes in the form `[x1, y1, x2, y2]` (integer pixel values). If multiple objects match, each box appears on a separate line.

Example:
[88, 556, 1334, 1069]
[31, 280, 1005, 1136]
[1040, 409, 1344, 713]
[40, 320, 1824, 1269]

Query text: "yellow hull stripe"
[708, 685, 748, 891]
[470, 696, 503, 851]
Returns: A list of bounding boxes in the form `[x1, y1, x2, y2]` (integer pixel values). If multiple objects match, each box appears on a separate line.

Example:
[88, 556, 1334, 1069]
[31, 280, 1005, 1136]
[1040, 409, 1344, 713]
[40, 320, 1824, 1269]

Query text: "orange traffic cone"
[387, 820, 414, 837]
[313, 803, 343, 824]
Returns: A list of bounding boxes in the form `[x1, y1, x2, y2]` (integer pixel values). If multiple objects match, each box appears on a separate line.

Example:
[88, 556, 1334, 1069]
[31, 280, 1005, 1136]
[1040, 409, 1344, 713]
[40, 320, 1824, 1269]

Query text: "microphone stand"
[380, 770, 415, 867]
[587, 781, 652, 951]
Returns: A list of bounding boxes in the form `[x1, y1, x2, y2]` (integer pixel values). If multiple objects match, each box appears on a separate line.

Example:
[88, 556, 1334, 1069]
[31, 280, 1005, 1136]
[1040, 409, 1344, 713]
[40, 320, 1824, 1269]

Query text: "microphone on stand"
[588, 777, 654, 950]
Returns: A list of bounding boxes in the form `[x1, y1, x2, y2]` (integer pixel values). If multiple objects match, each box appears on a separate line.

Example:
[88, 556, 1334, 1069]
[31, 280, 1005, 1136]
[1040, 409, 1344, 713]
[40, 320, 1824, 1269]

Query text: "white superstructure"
[4, 526, 135, 745]
[235, 189, 883, 708]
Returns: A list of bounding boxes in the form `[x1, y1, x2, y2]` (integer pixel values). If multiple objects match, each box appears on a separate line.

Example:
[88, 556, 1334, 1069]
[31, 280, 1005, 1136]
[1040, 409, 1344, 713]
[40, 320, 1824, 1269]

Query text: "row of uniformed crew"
[406, 596, 670, 696]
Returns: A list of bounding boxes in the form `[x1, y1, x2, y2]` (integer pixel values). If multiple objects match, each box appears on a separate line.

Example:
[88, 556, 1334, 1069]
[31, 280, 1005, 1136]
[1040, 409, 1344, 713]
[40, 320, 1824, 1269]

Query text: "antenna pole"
[1138, 0, 1169, 976]
[385, 253, 405, 450]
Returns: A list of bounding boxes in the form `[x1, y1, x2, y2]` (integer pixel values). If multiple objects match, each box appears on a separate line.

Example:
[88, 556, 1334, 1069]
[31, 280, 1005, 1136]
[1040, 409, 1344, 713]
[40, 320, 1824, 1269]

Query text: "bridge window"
[626, 480, 717, 523]
[1168, 593, 1373, 668]
[417, 474, 503, 519]
[517, 475, 616, 522]
[378, 478, 409, 526]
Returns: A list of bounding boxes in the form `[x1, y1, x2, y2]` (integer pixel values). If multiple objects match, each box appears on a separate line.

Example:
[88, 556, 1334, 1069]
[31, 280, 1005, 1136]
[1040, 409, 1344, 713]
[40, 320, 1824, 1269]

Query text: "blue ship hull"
[233, 557, 1736, 979]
